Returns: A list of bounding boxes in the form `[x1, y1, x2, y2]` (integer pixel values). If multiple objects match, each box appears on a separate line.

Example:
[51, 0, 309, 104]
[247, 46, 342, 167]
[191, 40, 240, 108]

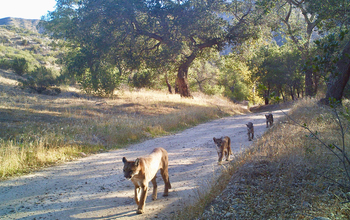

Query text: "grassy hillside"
[0, 20, 64, 73]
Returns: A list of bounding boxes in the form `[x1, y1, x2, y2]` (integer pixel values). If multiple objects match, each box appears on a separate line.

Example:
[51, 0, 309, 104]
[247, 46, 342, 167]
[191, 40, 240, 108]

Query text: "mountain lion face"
[122, 157, 140, 179]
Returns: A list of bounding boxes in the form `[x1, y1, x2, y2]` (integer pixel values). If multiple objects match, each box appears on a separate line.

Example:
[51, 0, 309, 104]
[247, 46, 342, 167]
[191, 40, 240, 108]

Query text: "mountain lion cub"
[122, 147, 171, 214]
[265, 113, 273, 128]
[246, 122, 254, 141]
[213, 136, 232, 163]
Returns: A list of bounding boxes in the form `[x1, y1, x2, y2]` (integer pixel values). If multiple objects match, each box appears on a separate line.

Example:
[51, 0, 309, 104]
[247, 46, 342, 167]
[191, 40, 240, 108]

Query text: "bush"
[223, 81, 250, 102]
[79, 63, 120, 97]
[0, 58, 12, 70]
[130, 70, 154, 88]
[18, 66, 60, 95]
[21, 39, 29, 46]
[12, 57, 28, 75]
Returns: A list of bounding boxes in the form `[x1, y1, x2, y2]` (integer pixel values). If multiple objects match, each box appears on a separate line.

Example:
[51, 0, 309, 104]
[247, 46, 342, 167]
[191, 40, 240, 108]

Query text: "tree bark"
[321, 41, 350, 104]
[176, 52, 197, 97]
[165, 73, 172, 94]
[305, 69, 315, 96]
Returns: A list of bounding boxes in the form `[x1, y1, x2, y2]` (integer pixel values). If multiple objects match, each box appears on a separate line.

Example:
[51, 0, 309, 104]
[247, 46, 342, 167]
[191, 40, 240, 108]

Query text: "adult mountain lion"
[122, 147, 171, 214]
[213, 136, 232, 163]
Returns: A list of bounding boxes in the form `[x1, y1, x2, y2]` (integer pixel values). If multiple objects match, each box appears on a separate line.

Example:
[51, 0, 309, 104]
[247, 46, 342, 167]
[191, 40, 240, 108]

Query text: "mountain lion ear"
[213, 137, 216, 141]
[134, 158, 140, 166]
[122, 157, 127, 163]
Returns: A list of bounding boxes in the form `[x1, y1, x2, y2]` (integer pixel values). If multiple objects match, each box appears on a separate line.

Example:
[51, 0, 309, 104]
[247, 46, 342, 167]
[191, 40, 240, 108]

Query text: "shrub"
[30, 45, 43, 54]
[21, 39, 29, 46]
[0, 58, 12, 70]
[223, 81, 250, 102]
[79, 63, 120, 97]
[12, 57, 28, 75]
[18, 66, 60, 95]
[130, 70, 155, 88]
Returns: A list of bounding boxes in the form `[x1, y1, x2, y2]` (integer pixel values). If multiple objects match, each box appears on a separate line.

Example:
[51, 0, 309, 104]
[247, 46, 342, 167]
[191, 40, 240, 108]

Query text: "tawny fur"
[213, 136, 232, 163]
[246, 122, 254, 141]
[122, 147, 171, 214]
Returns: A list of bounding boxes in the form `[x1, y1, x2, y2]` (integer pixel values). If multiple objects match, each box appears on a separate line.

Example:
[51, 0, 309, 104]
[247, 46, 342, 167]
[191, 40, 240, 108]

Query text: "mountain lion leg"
[151, 176, 157, 200]
[134, 186, 141, 206]
[137, 185, 148, 214]
[160, 168, 171, 196]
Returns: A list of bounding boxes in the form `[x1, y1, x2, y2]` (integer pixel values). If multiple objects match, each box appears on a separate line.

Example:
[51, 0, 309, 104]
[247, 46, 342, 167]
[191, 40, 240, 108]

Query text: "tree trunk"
[165, 73, 172, 94]
[176, 53, 197, 97]
[290, 84, 295, 100]
[195, 78, 204, 92]
[321, 41, 350, 104]
[305, 68, 314, 96]
[176, 77, 191, 97]
[264, 86, 270, 105]
[280, 89, 285, 102]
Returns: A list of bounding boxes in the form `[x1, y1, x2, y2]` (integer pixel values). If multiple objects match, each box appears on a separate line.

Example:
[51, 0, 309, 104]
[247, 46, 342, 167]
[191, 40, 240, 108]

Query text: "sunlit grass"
[0, 137, 83, 178]
[0, 73, 248, 179]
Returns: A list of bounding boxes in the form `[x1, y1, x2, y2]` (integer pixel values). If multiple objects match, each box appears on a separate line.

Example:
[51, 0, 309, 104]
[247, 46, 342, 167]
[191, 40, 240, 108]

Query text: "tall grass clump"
[0, 137, 82, 178]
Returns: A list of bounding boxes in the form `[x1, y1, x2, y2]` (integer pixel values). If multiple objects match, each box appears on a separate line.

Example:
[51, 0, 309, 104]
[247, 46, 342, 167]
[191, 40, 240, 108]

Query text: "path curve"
[0, 109, 287, 220]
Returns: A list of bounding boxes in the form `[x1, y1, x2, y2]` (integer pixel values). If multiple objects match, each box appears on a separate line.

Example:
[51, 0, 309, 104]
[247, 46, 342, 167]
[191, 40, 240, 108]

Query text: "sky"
[0, 0, 56, 20]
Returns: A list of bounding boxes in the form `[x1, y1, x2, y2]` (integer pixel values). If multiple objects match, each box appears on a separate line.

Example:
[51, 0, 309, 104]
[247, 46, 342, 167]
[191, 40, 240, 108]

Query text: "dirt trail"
[0, 109, 288, 220]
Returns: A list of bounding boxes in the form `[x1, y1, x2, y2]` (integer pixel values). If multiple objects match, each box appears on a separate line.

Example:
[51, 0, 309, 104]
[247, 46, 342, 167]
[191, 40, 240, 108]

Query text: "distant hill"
[0, 17, 43, 33]
[0, 16, 64, 74]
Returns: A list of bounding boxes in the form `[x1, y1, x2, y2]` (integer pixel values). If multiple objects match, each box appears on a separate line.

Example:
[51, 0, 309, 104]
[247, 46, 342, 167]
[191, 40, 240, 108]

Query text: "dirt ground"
[0, 109, 288, 220]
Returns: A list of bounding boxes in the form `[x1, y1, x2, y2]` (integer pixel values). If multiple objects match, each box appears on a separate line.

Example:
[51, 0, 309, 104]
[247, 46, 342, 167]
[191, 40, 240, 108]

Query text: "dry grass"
[0, 69, 248, 180]
[173, 98, 350, 219]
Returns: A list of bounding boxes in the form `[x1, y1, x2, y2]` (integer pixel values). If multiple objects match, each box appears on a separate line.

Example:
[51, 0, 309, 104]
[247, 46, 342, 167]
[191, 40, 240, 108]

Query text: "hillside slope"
[0, 19, 64, 72]
[0, 17, 42, 33]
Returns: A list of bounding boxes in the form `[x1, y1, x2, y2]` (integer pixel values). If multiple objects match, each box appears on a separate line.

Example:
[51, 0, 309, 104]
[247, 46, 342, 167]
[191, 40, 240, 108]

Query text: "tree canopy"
[40, 0, 350, 103]
[258, 0, 350, 96]
[43, 0, 262, 96]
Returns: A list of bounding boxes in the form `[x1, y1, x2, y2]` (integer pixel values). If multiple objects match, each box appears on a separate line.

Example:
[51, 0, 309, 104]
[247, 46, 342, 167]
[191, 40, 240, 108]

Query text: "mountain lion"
[213, 136, 232, 163]
[246, 122, 254, 141]
[122, 147, 171, 214]
[265, 113, 273, 128]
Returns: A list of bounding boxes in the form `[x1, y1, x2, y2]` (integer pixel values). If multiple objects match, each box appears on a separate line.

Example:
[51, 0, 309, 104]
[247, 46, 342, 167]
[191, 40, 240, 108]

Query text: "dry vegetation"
[0, 68, 248, 180]
[173, 98, 350, 219]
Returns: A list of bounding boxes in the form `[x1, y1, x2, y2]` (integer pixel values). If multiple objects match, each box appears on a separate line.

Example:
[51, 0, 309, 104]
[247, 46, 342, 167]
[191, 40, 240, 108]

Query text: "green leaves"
[309, 29, 349, 85]
[43, 0, 260, 96]
[12, 57, 28, 76]
[328, 97, 341, 109]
